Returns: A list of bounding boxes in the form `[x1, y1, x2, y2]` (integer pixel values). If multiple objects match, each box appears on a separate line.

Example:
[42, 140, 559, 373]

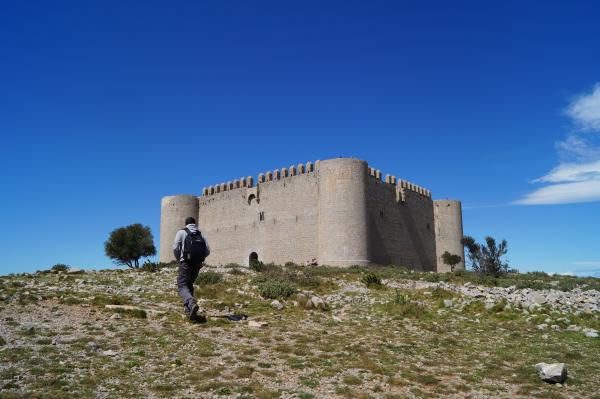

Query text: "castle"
[160, 157, 465, 271]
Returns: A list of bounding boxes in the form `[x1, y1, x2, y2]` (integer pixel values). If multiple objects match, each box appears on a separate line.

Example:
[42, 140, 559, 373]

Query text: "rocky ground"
[1, 265, 599, 399]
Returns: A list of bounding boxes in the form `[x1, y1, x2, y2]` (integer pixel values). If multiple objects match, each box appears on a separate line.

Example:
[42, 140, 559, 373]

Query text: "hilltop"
[1, 264, 599, 399]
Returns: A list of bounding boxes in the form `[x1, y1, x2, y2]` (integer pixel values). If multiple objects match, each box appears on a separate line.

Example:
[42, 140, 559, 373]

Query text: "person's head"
[185, 217, 196, 225]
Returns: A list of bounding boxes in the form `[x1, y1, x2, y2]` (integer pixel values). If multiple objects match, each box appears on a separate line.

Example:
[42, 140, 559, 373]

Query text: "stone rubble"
[385, 279, 600, 314]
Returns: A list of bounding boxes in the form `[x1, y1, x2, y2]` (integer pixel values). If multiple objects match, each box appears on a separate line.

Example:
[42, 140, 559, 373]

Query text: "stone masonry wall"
[366, 176, 436, 270]
[198, 171, 319, 266]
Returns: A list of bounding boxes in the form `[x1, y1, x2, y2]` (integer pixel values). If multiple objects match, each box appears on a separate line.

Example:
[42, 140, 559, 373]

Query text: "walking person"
[173, 217, 210, 321]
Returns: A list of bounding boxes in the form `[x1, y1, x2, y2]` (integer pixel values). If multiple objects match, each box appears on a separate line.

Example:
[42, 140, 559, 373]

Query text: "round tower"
[159, 195, 199, 263]
[433, 200, 465, 272]
[317, 158, 370, 267]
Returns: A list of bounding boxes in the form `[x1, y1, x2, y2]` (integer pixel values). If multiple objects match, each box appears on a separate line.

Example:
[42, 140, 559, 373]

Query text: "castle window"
[426, 224, 430, 231]
[259, 211, 264, 221]
[248, 194, 257, 206]
[380, 210, 384, 219]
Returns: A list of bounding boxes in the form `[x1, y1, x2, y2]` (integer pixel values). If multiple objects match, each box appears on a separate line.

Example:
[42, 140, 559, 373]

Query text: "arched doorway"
[249, 252, 259, 266]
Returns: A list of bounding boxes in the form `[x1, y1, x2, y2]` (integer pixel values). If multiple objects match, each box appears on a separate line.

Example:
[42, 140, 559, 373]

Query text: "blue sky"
[1, 1, 599, 276]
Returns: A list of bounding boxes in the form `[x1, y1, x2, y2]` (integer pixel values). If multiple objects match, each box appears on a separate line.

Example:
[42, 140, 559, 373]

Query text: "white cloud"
[533, 160, 600, 183]
[516, 82, 600, 205]
[514, 180, 600, 205]
[566, 83, 600, 131]
[557, 135, 600, 162]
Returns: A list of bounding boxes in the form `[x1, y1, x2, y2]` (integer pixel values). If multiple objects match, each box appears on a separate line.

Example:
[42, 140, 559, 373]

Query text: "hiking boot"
[188, 302, 199, 320]
[188, 303, 207, 323]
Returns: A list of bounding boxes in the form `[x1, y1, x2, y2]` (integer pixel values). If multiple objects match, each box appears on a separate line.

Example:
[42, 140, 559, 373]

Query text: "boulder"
[303, 295, 327, 310]
[535, 363, 567, 384]
[584, 329, 598, 338]
[270, 300, 284, 310]
[66, 268, 85, 274]
[248, 320, 268, 329]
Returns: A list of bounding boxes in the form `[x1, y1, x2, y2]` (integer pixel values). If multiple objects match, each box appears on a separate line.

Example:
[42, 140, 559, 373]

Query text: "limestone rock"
[270, 300, 284, 310]
[87, 341, 99, 351]
[66, 268, 85, 274]
[248, 320, 268, 328]
[305, 295, 327, 311]
[583, 328, 598, 338]
[443, 299, 453, 308]
[535, 362, 567, 384]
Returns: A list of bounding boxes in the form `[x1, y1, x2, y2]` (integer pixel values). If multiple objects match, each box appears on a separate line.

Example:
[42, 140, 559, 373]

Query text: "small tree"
[461, 235, 509, 277]
[441, 251, 462, 272]
[105, 224, 156, 268]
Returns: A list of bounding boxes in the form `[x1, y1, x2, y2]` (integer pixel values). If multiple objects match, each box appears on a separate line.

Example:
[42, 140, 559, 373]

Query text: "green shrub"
[423, 273, 443, 282]
[51, 264, 69, 273]
[382, 300, 429, 319]
[140, 261, 160, 272]
[252, 265, 323, 290]
[113, 308, 147, 319]
[394, 289, 409, 305]
[293, 272, 322, 289]
[196, 271, 223, 286]
[431, 287, 454, 299]
[249, 259, 264, 272]
[227, 268, 245, 275]
[257, 279, 296, 299]
[60, 296, 84, 305]
[92, 294, 131, 306]
[139, 260, 177, 272]
[361, 272, 382, 288]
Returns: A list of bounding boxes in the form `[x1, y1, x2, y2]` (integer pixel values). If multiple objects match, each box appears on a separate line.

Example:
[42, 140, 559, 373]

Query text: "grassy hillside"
[0, 264, 599, 398]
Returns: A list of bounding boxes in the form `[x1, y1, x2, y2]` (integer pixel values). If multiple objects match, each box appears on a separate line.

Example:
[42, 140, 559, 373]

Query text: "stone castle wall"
[366, 176, 436, 270]
[196, 167, 320, 266]
[159, 157, 464, 271]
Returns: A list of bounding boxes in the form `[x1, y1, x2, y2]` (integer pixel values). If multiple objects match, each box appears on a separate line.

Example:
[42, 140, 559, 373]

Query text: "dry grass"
[0, 266, 598, 398]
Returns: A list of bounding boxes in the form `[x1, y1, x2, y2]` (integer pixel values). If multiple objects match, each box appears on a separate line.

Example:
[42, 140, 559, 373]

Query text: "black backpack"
[183, 228, 208, 262]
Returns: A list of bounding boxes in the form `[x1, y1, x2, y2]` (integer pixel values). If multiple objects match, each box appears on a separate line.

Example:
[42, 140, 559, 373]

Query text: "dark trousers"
[177, 260, 202, 313]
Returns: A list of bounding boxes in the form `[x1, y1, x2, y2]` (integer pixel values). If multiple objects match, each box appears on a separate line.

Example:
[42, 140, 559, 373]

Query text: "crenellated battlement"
[201, 160, 320, 197]
[397, 179, 431, 198]
[201, 159, 432, 199]
[367, 164, 431, 199]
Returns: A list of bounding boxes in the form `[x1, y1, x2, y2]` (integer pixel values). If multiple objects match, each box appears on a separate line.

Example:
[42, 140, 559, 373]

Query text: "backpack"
[183, 228, 208, 262]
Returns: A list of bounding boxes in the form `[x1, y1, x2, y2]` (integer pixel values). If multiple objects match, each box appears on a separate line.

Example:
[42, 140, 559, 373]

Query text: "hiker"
[173, 217, 210, 321]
